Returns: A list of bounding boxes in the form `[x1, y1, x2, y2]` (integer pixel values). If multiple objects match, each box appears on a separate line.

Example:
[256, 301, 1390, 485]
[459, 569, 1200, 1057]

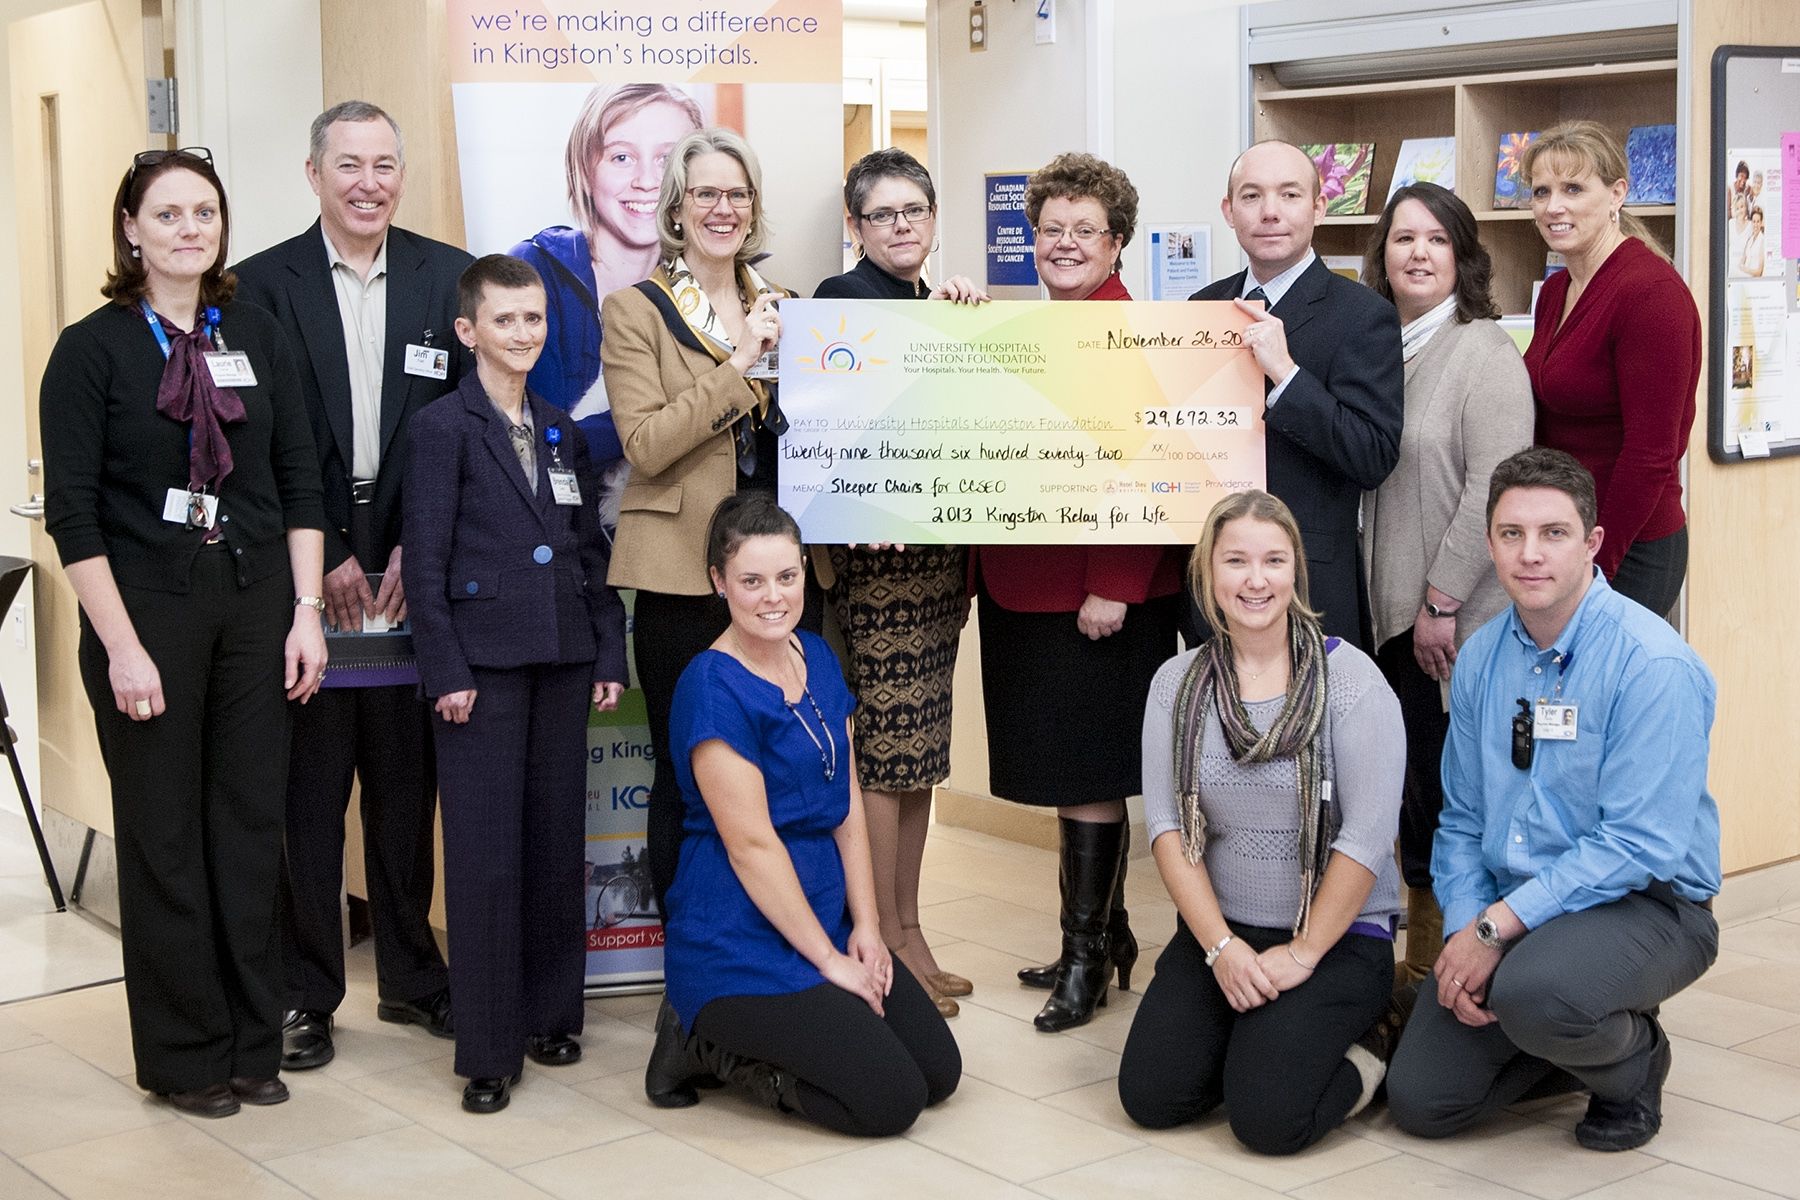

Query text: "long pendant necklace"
[733, 632, 837, 781]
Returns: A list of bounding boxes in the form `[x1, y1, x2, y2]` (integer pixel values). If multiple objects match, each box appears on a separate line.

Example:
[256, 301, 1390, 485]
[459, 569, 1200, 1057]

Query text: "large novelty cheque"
[777, 300, 1266, 544]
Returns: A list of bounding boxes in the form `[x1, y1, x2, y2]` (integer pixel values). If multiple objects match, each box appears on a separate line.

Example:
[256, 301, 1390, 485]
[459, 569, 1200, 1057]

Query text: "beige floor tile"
[6, 983, 136, 1077]
[572, 1067, 853, 1176]
[1570, 1162, 1792, 1199]
[1659, 983, 1800, 1048]
[265, 1124, 554, 1200]
[1736, 1023, 1800, 1070]
[1037, 1079, 1396, 1192]
[928, 825, 1057, 864]
[517, 1130, 795, 1199]
[0, 1042, 170, 1157]
[902, 1075, 1142, 1182]
[1787, 1115, 1800, 1131]
[1027, 1145, 1289, 1200]
[922, 849, 1061, 918]
[22, 1120, 307, 1199]
[1696, 962, 1800, 1016]
[1062, 989, 1147, 1056]
[313, 1011, 457, 1082]
[1773, 908, 1800, 926]
[0, 1155, 61, 1199]
[196, 1069, 412, 1161]
[0, 1009, 46, 1053]
[1292, 1152, 1541, 1199]
[952, 1001, 1122, 1099]
[531, 1010, 657, 1084]
[770, 1137, 1040, 1199]
[1645, 1095, 1800, 1198]
[1709, 947, 1775, 978]
[932, 941, 1064, 1023]
[1666, 1036, 1800, 1122]
[584, 988, 663, 1019]
[1722, 920, 1800, 963]
[920, 895, 1064, 965]
[917, 873, 978, 906]
[1354, 1107, 1656, 1200]
[345, 1056, 648, 1170]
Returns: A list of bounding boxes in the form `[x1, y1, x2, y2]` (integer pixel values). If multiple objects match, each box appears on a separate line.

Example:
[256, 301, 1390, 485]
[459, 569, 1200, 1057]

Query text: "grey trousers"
[1387, 885, 1717, 1138]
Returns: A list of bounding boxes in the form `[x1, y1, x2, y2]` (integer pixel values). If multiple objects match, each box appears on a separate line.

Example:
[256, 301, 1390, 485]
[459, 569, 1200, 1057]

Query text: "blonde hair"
[565, 84, 703, 245]
[656, 128, 769, 264]
[1188, 490, 1319, 635]
[1522, 121, 1670, 263]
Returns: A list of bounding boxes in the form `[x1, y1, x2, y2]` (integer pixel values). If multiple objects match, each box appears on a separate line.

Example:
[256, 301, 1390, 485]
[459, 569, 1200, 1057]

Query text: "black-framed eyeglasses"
[859, 205, 934, 227]
[685, 186, 755, 209]
[128, 146, 214, 183]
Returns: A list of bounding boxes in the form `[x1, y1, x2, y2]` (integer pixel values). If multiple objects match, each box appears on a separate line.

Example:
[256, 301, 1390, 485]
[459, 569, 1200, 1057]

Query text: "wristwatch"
[294, 595, 326, 613]
[1425, 600, 1460, 619]
[1474, 911, 1509, 950]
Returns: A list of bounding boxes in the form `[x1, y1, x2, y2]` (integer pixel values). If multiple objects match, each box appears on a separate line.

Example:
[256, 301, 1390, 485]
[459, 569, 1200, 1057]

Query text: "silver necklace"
[734, 633, 837, 782]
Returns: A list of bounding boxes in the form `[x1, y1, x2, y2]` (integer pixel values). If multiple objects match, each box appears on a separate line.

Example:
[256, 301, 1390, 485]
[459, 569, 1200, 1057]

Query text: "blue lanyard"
[138, 299, 219, 358]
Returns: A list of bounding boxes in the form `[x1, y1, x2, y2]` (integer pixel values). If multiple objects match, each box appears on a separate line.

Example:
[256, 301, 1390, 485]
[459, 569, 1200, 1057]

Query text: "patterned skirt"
[826, 545, 968, 793]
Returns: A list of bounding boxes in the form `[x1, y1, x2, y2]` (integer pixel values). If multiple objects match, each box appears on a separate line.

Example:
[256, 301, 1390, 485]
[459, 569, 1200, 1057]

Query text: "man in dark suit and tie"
[1189, 140, 1404, 648]
[234, 100, 473, 1069]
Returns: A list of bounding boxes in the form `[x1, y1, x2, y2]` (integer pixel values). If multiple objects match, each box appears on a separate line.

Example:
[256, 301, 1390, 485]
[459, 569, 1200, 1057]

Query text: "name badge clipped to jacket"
[544, 425, 581, 505]
[204, 352, 257, 387]
[404, 342, 449, 380]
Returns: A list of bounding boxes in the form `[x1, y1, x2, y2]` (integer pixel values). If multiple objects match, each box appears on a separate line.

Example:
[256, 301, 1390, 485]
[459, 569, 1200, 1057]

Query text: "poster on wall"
[1144, 224, 1211, 300]
[984, 172, 1038, 288]
[446, 1, 843, 988]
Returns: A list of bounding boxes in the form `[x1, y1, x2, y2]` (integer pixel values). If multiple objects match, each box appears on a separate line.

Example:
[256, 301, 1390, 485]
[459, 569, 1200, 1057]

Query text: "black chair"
[0, 556, 66, 911]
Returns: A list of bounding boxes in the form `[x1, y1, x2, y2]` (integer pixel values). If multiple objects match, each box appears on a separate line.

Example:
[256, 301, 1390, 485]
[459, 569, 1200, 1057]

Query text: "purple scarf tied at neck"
[152, 313, 245, 490]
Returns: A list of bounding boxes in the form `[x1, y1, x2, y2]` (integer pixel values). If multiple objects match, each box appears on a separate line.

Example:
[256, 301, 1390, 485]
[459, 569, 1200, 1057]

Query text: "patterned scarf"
[151, 311, 245, 490]
[1171, 615, 1334, 935]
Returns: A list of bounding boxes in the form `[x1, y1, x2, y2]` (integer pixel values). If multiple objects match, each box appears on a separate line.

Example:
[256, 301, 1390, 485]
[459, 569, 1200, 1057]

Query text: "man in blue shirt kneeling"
[1386, 447, 1720, 1153]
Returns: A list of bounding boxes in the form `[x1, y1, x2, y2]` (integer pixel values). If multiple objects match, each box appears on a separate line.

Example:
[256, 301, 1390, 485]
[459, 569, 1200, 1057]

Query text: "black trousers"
[280, 683, 446, 1010]
[693, 965, 961, 1136]
[1374, 629, 1450, 889]
[1609, 526, 1687, 620]
[1118, 919, 1392, 1156]
[635, 585, 822, 918]
[434, 662, 589, 1079]
[78, 547, 292, 1093]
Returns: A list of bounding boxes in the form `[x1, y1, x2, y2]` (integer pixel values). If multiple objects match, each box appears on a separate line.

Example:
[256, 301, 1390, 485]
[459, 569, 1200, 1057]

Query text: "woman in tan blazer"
[1359, 183, 1533, 994]
[600, 127, 805, 919]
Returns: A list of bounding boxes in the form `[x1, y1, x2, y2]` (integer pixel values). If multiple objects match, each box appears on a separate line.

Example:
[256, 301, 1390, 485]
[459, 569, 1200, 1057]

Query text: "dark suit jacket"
[233, 221, 474, 574]
[1190, 257, 1404, 646]
[402, 372, 627, 699]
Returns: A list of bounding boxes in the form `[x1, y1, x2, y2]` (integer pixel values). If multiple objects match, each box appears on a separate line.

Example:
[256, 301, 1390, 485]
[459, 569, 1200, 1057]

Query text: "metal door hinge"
[147, 78, 177, 136]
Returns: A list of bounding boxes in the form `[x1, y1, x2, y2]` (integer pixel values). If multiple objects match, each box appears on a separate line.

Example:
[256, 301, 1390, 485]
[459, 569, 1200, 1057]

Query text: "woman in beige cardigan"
[1359, 183, 1532, 994]
[600, 128, 811, 924]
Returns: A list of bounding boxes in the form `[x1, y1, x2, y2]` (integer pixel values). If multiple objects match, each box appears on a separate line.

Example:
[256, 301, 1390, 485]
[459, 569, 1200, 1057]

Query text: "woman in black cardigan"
[39, 149, 327, 1119]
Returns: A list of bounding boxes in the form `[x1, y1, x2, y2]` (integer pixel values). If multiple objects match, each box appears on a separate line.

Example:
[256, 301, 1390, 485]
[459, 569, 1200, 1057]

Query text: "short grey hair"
[843, 147, 936, 221]
[656, 128, 768, 264]
[309, 100, 405, 169]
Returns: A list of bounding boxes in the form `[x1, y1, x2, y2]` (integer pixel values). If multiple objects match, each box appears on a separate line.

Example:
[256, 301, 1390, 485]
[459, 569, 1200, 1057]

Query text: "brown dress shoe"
[229, 1076, 290, 1106]
[161, 1082, 240, 1119]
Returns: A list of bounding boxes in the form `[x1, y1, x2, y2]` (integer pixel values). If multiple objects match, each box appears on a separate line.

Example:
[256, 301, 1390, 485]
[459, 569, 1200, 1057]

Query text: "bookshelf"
[1252, 59, 1679, 315]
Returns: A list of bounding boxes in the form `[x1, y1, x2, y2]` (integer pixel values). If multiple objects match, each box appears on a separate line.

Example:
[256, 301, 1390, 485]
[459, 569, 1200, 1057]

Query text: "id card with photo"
[1534, 702, 1579, 741]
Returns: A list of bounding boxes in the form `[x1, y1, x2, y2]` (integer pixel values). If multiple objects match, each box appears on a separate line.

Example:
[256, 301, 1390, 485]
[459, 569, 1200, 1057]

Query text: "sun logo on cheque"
[795, 314, 887, 373]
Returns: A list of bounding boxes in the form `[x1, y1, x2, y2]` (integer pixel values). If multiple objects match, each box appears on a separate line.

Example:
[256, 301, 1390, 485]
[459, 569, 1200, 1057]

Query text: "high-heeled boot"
[644, 996, 801, 1114]
[1034, 818, 1125, 1033]
[1018, 823, 1137, 991]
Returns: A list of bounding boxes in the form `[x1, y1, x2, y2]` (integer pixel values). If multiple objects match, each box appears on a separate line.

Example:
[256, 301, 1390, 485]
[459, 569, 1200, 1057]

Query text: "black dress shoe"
[229, 1076, 291, 1106]
[281, 1010, 335, 1071]
[377, 987, 454, 1039]
[1575, 1027, 1672, 1152]
[461, 1072, 522, 1114]
[161, 1082, 240, 1119]
[526, 1033, 582, 1067]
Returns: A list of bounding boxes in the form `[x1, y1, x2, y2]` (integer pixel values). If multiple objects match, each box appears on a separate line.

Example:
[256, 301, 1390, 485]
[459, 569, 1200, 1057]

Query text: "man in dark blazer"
[234, 100, 473, 1069]
[1189, 139, 1404, 649]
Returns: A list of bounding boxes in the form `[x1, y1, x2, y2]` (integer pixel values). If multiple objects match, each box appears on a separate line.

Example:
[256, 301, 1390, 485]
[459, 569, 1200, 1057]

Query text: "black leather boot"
[1018, 822, 1137, 991]
[689, 1028, 803, 1115]
[1033, 818, 1125, 1032]
[644, 997, 702, 1108]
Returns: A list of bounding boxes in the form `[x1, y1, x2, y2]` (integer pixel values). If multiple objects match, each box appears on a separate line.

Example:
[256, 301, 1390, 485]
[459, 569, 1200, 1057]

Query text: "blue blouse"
[663, 630, 858, 1030]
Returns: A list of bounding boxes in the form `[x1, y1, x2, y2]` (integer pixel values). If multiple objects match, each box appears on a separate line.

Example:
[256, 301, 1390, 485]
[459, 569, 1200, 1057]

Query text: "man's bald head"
[1226, 140, 1321, 201]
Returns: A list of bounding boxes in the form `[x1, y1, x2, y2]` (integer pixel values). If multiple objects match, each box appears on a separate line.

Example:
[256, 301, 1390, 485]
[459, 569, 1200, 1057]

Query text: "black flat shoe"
[161, 1082, 240, 1119]
[461, 1071, 522, 1114]
[378, 987, 454, 1039]
[229, 1076, 290, 1106]
[1576, 1027, 1672, 1151]
[526, 1033, 582, 1067]
[281, 1010, 335, 1071]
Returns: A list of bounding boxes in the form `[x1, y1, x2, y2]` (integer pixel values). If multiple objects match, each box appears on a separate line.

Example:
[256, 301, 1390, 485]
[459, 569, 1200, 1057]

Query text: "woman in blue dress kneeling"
[644, 494, 960, 1135]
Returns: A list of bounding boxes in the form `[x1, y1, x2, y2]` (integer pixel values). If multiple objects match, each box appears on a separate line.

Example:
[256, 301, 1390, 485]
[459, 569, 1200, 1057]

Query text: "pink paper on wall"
[1783, 133, 1800, 258]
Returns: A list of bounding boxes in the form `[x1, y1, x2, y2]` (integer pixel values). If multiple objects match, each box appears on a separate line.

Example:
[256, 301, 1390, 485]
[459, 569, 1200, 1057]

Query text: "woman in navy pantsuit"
[404, 255, 628, 1114]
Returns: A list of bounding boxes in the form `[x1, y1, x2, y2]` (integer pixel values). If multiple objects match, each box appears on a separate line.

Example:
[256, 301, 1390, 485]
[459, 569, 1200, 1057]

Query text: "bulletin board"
[1708, 45, 1800, 463]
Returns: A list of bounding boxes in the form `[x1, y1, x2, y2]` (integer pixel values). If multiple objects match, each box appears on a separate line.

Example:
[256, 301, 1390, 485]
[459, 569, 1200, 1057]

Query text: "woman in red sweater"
[973, 153, 1184, 1033]
[1521, 122, 1701, 617]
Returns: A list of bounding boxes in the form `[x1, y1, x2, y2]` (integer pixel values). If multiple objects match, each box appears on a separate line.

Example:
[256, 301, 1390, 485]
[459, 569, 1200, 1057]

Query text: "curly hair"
[1023, 152, 1139, 250]
[1362, 182, 1499, 322]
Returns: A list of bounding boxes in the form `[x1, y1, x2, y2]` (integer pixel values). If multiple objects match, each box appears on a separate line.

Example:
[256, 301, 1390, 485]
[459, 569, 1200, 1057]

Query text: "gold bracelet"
[1286, 943, 1317, 971]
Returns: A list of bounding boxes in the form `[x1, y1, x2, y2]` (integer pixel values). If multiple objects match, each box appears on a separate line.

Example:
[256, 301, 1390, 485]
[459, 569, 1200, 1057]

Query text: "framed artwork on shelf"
[1494, 130, 1540, 209]
[1388, 137, 1456, 200]
[1626, 124, 1677, 204]
[1301, 142, 1376, 215]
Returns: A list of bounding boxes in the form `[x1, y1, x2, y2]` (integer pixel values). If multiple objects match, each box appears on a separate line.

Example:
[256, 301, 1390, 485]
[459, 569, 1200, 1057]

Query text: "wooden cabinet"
[1251, 59, 1677, 314]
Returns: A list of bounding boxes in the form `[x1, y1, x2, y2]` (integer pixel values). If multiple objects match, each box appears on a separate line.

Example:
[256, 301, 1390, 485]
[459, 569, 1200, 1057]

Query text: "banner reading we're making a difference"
[447, 2, 842, 989]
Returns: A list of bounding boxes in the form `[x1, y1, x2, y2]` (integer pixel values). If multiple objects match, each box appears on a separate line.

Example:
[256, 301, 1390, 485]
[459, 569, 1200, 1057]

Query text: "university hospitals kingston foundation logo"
[795, 313, 888, 372]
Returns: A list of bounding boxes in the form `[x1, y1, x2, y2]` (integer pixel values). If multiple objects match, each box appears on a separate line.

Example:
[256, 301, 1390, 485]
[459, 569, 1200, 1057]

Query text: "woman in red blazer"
[1521, 122, 1701, 618]
[973, 153, 1184, 1033]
